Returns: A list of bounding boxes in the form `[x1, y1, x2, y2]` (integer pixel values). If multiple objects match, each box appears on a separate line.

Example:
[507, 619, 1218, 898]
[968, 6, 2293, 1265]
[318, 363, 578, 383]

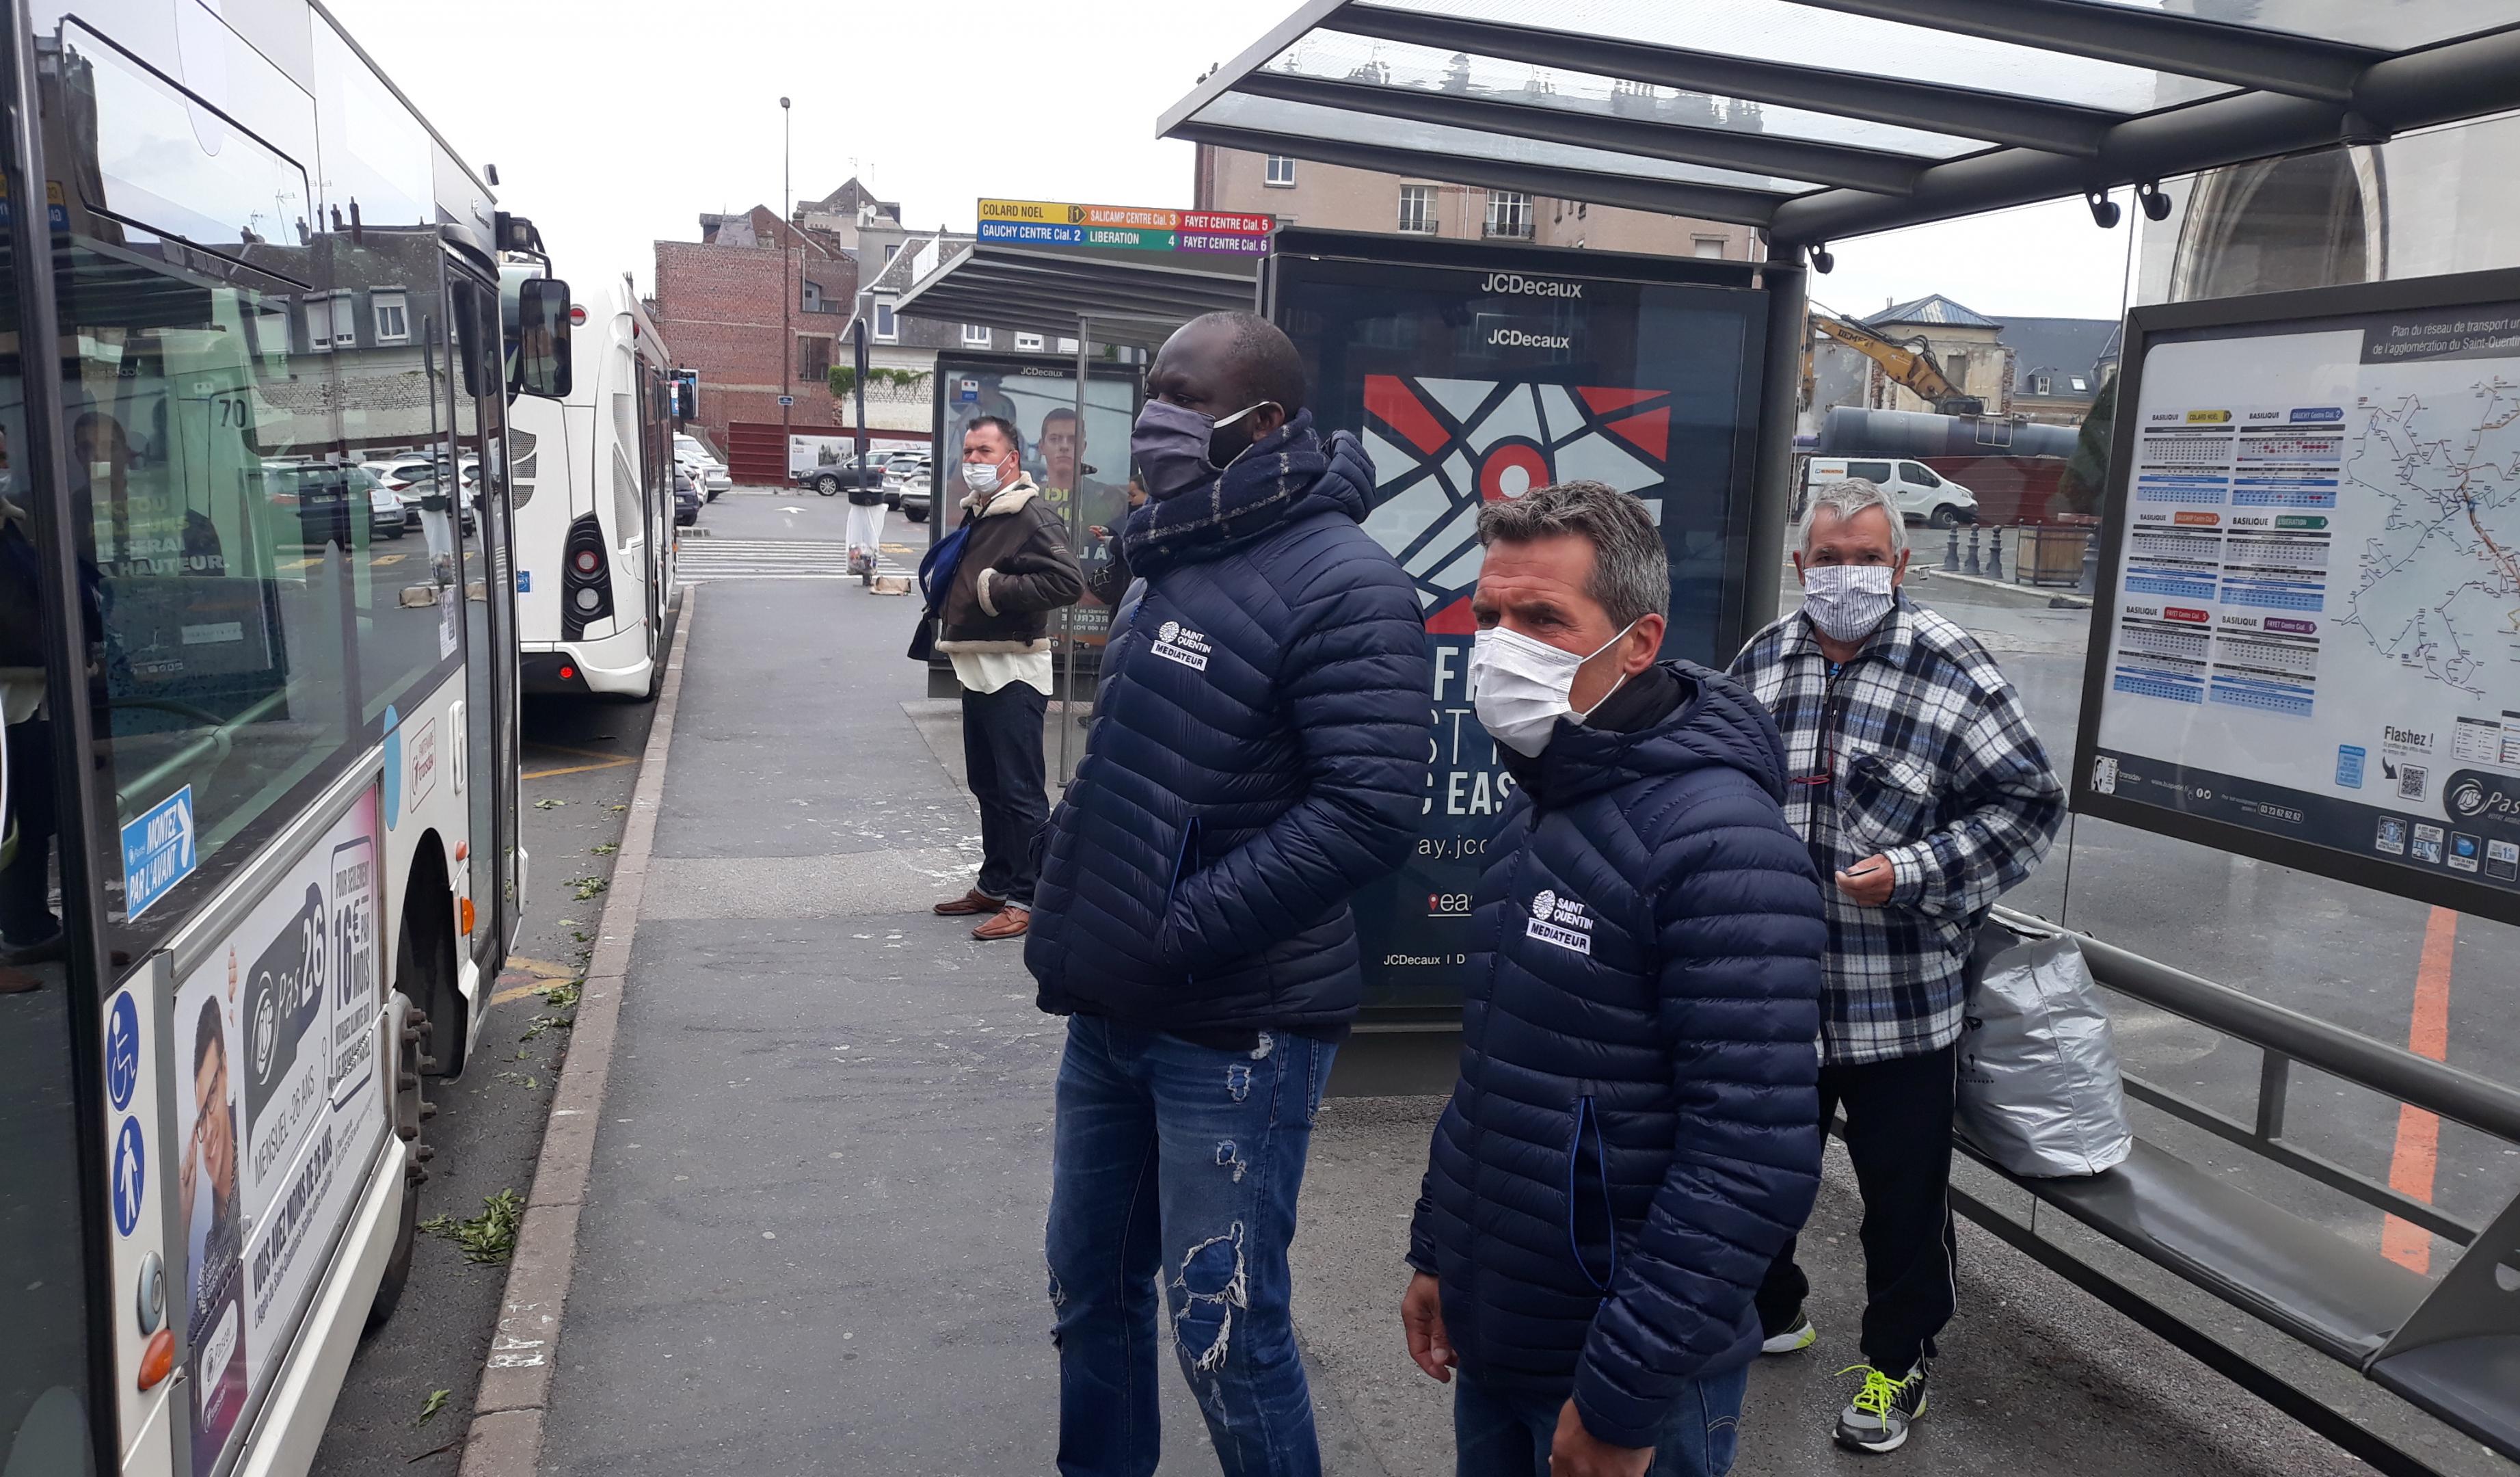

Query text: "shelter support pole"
[1058, 315, 1093, 784]
[1745, 249, 1808, 643]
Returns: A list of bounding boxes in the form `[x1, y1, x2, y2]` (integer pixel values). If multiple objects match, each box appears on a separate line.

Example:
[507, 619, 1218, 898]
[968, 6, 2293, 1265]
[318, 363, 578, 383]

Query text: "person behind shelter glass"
[1026, 311, 1432, 1476]
[1729, 479, 2064, 1454]
[1400, 479, 1825, 1477]
[926, 415, 1084, 941]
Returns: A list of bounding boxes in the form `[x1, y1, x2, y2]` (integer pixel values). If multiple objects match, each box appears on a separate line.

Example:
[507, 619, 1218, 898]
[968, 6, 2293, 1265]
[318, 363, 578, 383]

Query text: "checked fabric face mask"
[1801, 564, 1896, 643]
[1467, 620, 1640, 757]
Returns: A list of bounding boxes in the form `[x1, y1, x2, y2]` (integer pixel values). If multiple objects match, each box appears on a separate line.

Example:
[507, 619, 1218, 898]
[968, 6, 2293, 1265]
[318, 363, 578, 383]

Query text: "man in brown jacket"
[930, 416, 1085, 940]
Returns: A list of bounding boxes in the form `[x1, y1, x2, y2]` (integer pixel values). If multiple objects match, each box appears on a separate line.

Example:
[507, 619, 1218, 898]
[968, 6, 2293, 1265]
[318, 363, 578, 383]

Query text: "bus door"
[639, 364, 665, 655]
[443, 263, 520, 966]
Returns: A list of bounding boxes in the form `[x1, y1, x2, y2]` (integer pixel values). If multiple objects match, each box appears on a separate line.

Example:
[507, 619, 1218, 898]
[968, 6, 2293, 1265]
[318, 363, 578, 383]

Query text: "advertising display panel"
[171, 788, 384, 1473]
[2076, 269, 2520, 924]
[926, 354, 1142, 653]
[1268, 231, 1771, 1013]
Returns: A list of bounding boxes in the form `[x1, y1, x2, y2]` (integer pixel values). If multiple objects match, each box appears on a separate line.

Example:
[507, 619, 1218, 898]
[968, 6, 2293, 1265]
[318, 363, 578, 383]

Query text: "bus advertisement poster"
[926, 354, 1142, 653]
[1267, 235, 1770, 1013]
[172, 787, 384, 1470]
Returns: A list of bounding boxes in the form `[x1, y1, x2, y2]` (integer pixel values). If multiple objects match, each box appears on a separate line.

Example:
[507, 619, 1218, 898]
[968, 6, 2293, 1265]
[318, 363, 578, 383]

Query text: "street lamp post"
[779, 96, 792, 470]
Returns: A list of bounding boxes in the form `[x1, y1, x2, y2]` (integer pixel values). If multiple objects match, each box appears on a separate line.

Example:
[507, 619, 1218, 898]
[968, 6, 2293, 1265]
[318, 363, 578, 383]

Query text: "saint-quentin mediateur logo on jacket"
[1525, 887, 1594, 956]
[1150, 620, 1213, 672]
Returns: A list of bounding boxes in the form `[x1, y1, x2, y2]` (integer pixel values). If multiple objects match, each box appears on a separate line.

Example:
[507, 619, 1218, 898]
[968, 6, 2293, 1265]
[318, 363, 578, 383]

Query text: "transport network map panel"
[2079, 275, 2520, 920]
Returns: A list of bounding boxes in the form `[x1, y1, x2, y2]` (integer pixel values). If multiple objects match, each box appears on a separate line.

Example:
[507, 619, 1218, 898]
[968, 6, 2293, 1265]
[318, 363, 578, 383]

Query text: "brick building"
[651, 204, 860, 481]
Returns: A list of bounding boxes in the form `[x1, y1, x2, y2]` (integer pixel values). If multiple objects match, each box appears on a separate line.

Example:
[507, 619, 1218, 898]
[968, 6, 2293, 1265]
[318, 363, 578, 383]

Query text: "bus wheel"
[367, 994, 433, 1332]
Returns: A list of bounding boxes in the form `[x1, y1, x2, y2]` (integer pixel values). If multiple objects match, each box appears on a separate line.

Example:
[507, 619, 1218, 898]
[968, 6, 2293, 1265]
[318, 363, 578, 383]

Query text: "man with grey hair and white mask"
[1730, 479, 2063, 1456]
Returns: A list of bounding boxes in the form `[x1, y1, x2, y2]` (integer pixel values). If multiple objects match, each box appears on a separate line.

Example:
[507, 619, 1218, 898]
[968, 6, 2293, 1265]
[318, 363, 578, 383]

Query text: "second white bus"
[507, 275, 677, 699]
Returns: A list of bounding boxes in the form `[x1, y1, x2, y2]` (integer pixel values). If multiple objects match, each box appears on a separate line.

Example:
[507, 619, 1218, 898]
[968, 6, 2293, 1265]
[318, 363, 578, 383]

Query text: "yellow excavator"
[1805, 308, 1986, 417]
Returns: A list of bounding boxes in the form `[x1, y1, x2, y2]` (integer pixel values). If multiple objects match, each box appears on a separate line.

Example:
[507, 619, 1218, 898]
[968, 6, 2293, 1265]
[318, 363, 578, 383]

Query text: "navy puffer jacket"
[1407, 663, 1825, 1449]
[1027, 413, 1432, 1033]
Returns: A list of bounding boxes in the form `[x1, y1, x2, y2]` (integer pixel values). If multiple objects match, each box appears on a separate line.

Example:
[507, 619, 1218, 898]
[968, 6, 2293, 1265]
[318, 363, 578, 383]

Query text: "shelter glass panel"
[1282, 29, 1985, 157]
[1365, 0, 2232, 113]
[2076, 0, 2520, 51]
[1196, 92, 1817, 196]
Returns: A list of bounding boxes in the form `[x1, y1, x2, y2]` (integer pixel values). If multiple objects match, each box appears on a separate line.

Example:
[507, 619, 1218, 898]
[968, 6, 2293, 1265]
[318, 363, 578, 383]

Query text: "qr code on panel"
[2398, 764, 2427, 801]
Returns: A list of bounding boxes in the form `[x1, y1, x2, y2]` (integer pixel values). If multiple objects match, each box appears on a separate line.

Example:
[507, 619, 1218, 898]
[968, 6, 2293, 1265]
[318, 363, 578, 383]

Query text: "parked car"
[798, 457, 885, 498]
[263, 460, 357, 546]
[362, 456, 478, 533]
[898, 479, 931, 524]
[675, 434, 733, 500]
[1806, 455, 1979, 527]
[673, 470, 701, 527]
[360, 466, 407, 540]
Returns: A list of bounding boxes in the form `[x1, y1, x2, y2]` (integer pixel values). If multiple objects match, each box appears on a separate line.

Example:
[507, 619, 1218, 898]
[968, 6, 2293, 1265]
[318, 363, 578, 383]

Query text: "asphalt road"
[310, 581, 679, 1475]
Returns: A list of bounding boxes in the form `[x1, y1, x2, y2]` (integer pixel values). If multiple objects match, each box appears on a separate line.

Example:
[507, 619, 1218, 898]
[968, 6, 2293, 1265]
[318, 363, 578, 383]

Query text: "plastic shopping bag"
[1955, 920, 2133, 1177]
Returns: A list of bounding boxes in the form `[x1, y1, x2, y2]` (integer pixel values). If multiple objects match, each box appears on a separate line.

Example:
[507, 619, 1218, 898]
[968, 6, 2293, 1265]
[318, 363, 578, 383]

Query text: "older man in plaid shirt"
[1730, 479, 2064, 1456]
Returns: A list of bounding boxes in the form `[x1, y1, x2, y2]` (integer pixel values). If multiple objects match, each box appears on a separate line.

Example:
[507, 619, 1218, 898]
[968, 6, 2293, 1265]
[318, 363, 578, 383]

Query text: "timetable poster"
[2085, 295, 2520, 910]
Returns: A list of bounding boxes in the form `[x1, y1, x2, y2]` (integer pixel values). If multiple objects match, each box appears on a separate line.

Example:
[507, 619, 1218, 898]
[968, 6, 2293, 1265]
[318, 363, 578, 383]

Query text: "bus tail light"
[561, 512, 615, 641]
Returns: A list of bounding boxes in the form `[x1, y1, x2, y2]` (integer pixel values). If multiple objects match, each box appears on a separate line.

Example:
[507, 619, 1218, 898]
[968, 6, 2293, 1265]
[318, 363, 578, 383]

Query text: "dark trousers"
[962, 680, 1049, 908]
[1754, 1040, 1959, 1375]
[0, 719, 57, 944]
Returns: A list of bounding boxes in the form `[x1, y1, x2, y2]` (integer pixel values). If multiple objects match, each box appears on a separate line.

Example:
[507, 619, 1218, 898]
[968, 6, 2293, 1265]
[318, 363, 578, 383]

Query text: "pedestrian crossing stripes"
[675, 538, 913, 583]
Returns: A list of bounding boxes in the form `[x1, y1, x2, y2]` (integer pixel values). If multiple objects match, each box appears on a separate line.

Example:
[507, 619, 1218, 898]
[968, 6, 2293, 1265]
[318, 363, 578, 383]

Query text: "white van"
[1807, 456, 1979, 527]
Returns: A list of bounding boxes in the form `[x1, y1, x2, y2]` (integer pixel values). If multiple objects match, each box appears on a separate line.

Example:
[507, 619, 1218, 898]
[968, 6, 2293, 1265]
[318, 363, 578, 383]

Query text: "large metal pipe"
[1817, 405, 2080, 460]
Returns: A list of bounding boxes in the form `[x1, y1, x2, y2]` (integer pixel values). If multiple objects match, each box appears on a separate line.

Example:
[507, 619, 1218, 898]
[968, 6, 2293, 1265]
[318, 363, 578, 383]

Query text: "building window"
[962, 323, 991, 347]
[305, 291, 355, 351]
[799, 335, 833, 381]
[1056, 336, 1078, 353]
[1264, 154, 1297, 188]
[371, 289, 410, 343]
[874, 301, 897, 341]
[1692, 237, 1727, 259]
[2033, 373, 2053, 395]
[2071, 375, 2089, 392]
[884, 243, 900, 261]
[1015, 332, 1045, 352]
[1396, 185, 1436, 235]
[1484, 191, 1532, 239]
[1946, 352, 1970, 388]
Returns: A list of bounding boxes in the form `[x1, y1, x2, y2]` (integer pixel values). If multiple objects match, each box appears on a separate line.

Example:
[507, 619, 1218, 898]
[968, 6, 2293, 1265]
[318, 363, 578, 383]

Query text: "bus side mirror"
[511, 278, 573, 401]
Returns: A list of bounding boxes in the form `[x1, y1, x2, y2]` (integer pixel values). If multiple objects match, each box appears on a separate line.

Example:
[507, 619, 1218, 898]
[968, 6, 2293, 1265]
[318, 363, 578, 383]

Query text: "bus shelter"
[1163, 3, 2520, 1471]
[894, 242, 1263, 775]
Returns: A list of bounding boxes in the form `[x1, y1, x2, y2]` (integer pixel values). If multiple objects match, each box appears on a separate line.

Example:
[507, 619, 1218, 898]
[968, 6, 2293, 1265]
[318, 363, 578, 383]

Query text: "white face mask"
[1468, 620, 1640, 758]
[964, 459, 1006, 497]
[1801, 563, 1897, 643]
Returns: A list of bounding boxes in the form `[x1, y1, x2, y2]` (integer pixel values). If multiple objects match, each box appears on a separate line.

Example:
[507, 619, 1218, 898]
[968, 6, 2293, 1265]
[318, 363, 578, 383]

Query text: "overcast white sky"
[327, 0, 2143, 323]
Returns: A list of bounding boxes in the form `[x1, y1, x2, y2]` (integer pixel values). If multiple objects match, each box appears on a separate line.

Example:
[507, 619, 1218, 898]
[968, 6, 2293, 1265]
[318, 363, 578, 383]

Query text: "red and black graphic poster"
[1272, 243, 1769, 1011]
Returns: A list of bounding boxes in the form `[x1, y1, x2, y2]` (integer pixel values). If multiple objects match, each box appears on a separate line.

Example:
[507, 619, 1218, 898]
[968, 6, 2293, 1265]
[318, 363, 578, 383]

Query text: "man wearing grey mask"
[1728, 479, 2063, 1456]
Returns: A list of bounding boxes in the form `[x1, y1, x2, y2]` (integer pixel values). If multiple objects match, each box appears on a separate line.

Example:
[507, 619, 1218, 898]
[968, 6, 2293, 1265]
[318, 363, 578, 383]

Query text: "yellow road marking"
[522, 756, 636, 780]
[490, 955, 582, 1007]
[521, 741, 638, 780]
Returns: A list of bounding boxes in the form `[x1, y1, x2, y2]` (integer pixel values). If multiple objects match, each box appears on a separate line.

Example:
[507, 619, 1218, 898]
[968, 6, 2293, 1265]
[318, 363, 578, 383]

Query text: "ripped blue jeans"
[1045, 1015, 1335, 1477]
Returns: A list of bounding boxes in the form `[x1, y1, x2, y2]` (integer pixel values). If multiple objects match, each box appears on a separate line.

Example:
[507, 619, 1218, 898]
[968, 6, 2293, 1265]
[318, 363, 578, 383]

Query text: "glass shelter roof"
[1158, 0, 2520, 247]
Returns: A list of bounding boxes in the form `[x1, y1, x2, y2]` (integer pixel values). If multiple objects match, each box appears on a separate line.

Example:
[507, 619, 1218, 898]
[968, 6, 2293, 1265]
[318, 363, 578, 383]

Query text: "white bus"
[0, 3, 571, 1474]
[507, 275, 677, 699]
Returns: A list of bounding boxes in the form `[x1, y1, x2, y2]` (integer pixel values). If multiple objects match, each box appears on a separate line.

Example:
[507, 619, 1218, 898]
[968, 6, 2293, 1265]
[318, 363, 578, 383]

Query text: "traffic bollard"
[1944, 526, 1960, 573]
[1965, 526, 1983, 576]
[1986, 526, 2005, 582]
[2078, 532, 2099, 594]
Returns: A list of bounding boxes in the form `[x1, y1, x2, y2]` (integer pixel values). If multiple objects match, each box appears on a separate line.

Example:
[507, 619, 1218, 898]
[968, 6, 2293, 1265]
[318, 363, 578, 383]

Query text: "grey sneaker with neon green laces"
[1835, 1361, 1930, 1453]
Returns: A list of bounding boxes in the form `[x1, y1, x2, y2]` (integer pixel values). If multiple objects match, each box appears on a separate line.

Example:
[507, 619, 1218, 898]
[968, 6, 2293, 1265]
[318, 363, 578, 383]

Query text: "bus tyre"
[368, 998, 432, 1332]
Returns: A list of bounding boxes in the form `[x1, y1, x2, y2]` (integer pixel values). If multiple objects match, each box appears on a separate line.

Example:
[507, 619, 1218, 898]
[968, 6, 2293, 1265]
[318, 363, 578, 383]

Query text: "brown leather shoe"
[934, 888, 1004, 916]
[971, 905, 1030, 941]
